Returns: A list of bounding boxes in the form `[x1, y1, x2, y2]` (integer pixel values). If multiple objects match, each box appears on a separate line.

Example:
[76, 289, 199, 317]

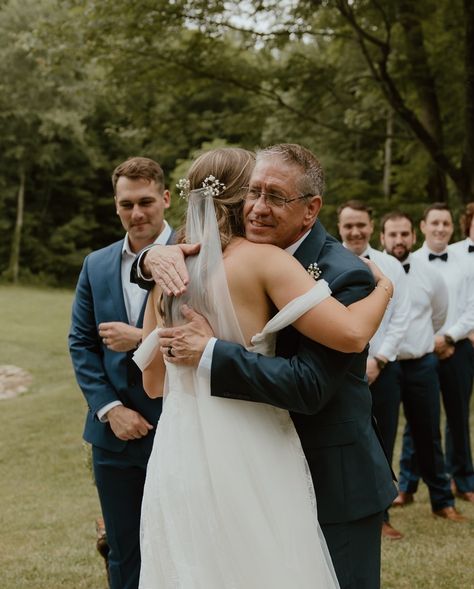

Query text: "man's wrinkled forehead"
[250, 156, 301, 187]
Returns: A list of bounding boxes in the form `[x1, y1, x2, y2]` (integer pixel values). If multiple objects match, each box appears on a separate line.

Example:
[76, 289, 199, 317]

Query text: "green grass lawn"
[0, 285, 473, 588]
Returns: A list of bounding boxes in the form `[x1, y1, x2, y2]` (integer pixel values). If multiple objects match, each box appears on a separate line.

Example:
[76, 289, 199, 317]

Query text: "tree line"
[0, 0, 472, 286]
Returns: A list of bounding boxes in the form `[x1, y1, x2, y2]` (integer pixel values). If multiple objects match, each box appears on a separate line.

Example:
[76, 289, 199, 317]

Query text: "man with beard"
[381, 211, 467, 521]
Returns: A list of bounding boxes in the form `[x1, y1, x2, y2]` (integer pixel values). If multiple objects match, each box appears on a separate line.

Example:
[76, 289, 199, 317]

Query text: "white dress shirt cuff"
[197, 337, 217, 378]
[446, 327, 464, 343]
[375, 344, 397, 363]
[97, 401, 123, 423]
[136, 248, 156, 282]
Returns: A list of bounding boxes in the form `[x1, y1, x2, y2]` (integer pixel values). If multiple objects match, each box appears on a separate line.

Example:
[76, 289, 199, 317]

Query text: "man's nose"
[252, 194, 272, 214]
[131, 205, 144, 217]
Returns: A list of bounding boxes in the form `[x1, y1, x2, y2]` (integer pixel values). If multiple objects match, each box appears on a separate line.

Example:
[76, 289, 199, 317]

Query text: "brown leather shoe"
[392, 491, 414, 507]
[432, 507, 468, 522]
[382, 522, 404, 540]
[95, 517, 109, 559]
[455, 490, 474, 503]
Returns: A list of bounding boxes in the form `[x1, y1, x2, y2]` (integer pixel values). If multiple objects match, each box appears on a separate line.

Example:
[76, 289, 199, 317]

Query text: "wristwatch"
[374, 356, 388, 370]
[444, 334, 455, 347]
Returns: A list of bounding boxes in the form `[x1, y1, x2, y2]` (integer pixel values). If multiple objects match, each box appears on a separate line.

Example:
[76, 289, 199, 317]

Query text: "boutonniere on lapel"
[307, 262, 322, 280]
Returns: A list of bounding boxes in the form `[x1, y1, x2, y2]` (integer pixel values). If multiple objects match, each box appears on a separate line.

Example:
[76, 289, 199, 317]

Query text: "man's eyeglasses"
[243, 186, 312, 208]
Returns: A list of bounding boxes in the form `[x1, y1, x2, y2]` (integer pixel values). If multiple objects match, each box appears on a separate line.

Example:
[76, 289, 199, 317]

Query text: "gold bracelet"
[375, 282, 392, 297]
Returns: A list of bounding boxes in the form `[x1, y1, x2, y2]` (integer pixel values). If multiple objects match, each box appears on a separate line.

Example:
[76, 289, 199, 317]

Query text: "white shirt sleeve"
[197, 337, 218, 378]
[447, 266, 474, 341]
[430, 270, 449, 334]
[376, 264, 411, 360]
[97, 400, 123, 423]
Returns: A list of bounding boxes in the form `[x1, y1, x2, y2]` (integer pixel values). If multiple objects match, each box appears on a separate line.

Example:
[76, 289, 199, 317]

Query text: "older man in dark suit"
[133, 144, 396, 589]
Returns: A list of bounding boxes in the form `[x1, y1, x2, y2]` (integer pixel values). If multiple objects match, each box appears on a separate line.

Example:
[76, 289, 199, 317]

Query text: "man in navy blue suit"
[134, 144, 397, 589]
[69, 157, 175, 589]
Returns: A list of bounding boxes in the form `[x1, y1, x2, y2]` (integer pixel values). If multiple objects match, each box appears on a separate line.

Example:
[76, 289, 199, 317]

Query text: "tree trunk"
[383, 107, 393, 200]
[460, 0, 474, 203]
[7, 163, 26, 284]
[398, 1, 448, 202]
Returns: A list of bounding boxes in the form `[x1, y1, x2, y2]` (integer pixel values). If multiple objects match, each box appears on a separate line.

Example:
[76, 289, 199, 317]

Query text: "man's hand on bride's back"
[159, 305, 214, 366]
[143, 243, 200, 296]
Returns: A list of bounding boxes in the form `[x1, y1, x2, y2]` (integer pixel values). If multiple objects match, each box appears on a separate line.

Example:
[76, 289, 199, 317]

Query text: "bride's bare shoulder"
[225, 238, 291, 263]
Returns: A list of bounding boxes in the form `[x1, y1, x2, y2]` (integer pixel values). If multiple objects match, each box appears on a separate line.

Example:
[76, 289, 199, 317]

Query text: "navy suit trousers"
[397, 353, 454, 510]
[369, 361, 401, 522]
[439, 339, 474, 493]
[93, 446, 149, 589]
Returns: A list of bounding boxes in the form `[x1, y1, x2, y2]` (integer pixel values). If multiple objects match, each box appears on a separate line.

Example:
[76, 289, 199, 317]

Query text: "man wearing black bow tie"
[449, 202, 474, 347]
[449, 202, 474, 257]
[405, 204, 474, 505]
[381, 212, 466, 521]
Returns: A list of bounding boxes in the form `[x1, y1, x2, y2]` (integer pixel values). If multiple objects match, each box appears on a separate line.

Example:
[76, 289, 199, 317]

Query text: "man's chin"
[245, 227, 275, 244]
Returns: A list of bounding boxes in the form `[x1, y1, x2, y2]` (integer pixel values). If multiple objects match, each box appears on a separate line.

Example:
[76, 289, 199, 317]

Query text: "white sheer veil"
[162, 186, 245, 346]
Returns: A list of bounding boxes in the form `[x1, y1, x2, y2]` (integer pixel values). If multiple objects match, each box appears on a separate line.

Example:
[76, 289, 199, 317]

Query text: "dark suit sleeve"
[211, 266, 373, 415]
[68, 256, 120, 415]
[130, 244, 158, 290]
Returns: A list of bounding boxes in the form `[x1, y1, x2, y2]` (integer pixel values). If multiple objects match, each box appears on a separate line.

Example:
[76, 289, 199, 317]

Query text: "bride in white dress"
[134, 148, 392, 589]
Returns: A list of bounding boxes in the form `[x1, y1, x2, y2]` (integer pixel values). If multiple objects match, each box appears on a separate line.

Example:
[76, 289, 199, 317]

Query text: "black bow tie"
[403, 263, 410, 274]
[364, 254, 370, 260]
[469, 245, 474, 253]
[428, 252, 448, 262]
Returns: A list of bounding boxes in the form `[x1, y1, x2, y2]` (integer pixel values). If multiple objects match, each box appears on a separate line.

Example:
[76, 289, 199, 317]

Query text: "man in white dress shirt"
[69, 157, 175, 589]
[338, 201, 410, 539]
[381, 211, 467, 522]
[449, 202, 474, 257]
[449, 202, 474, 346]
[401, 203, 474, 506]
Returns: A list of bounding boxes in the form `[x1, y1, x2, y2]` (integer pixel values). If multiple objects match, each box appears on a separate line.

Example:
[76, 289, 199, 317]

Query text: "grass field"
[0, 285, 473, 588]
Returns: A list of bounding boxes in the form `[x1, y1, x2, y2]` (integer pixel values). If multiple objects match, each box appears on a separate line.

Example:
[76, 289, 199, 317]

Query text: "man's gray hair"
[256, 143, 325, 197]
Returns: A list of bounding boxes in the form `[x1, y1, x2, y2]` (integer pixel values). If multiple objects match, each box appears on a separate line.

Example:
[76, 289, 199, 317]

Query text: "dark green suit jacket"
[211, 221, 397, 524]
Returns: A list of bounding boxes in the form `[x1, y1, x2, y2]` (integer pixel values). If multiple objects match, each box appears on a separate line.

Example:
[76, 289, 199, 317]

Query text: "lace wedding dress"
[134, 188, 340, 589]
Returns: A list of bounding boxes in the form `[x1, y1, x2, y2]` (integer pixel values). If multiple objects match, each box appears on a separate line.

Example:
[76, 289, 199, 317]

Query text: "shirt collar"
[342, 242, 371, 258]
[285, 229, 311, 255]
[421, 241, 448, 256]
[122, 220, 171, 256]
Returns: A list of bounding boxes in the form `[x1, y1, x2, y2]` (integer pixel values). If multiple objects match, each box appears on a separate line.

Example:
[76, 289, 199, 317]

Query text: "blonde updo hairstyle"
[185, 147, 255, 249]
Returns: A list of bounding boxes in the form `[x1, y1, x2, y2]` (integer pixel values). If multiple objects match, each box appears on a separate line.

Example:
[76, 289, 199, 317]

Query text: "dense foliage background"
[1, 0, 472, 286]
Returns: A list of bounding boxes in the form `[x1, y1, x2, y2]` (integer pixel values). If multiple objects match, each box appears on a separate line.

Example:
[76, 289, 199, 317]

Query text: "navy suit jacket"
[69, 238, 165, 457]
[211, 221, 397, 524]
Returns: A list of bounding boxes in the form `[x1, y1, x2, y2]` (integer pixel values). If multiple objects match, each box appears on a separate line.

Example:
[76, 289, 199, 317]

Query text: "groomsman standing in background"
[69, 157, 175, 589]
[381, 212, 466, 522]
[448, 202, 474, 257]
[449, 202, 474, 346]
[338, 201, 410, 540]
[406, 203, 474, 505]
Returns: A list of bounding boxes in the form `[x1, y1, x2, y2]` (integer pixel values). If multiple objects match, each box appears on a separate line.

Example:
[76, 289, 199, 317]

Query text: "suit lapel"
[293, 220, 327, 268]
[105, 241, 129, 323]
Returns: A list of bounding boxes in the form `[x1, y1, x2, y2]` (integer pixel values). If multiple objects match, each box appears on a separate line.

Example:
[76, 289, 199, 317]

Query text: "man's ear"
[162, 189, 171, 209]
[305, 196, 322, 222]
[380, 231, 385, 248]
[420, 220, 426, 236]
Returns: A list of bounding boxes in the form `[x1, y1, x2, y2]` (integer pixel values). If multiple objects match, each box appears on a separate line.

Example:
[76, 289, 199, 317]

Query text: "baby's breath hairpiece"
[176, 175, 226, 200]
[201, 175, 226, 197]
[176, 178, 190, 200]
